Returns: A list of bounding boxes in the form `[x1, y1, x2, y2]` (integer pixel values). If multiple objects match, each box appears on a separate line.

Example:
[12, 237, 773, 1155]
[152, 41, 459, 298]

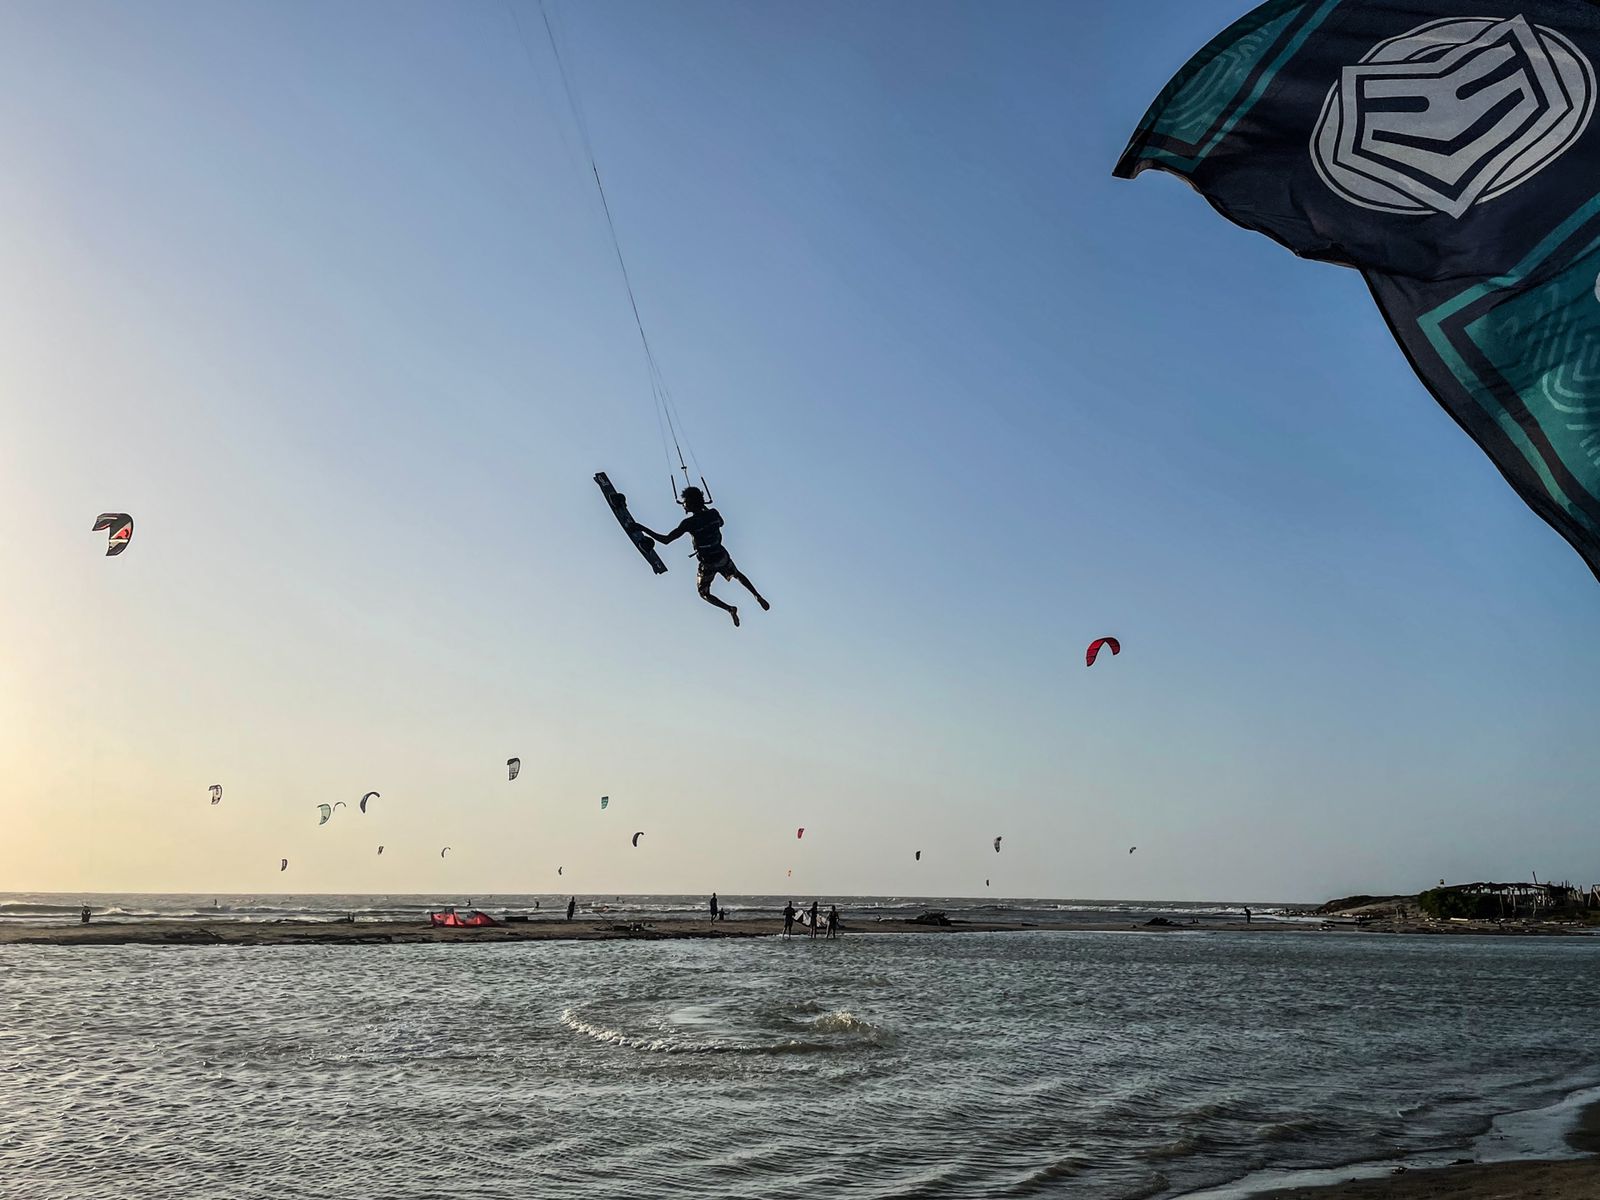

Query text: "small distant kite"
[360, 791, 379, 813]
[915, 850, 922, 862]
[632, 831, 644, 848]
[787, 868, 793, 877]
[317, 804, 332, 826]
[1129, 846, 1137, 855]
[985, 879, 990, 888]
[92, 513, 133, 557]
[333, 801, 347, 812]
[796, 828, 805, 840]
[507, 758, 520, 781]
[558, 866, 564, 875]
[993, 836, 1002, 853]
[208, 784, 222, 806]
[377, 846, 385, 855]
[1086, 637, 1120, 668]
[440, 847, 451, 858]
[280, 858, 288, 872]
[600, 796, 609, 810]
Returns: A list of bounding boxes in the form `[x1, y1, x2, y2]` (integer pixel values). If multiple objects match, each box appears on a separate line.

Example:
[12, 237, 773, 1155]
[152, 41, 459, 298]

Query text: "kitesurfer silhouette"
[633, 487, 768, 627]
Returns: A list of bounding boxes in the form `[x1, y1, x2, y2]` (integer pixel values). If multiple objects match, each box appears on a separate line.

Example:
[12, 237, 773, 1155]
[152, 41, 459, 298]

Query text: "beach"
[0, 914, 1330, 948]
[1251, 1100, 1600, 1199]
[1258, 1159, 1600, 1200]
[0, 915, 1032, 946]
[5, 911, 1591, 948]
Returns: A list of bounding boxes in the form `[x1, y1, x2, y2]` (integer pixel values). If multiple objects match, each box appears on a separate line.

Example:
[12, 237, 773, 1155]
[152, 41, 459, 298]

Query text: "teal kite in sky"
[1117, 1, 1600, 582]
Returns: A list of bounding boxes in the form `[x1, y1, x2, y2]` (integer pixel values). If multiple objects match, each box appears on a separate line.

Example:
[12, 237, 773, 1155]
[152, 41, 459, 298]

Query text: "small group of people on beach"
[705, 894, 838, 937]
[781, 899, 839, 939]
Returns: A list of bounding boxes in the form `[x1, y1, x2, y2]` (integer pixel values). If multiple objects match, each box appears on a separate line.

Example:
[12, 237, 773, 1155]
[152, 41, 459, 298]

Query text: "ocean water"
[2, 926, 1598, 1199]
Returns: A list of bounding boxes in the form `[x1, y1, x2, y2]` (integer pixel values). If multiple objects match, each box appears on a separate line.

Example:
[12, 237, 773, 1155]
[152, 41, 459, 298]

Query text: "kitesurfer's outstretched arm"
[632, 518, 688, 543]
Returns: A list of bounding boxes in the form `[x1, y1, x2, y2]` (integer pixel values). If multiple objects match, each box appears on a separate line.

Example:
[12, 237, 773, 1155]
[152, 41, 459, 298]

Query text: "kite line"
[507, 0, 704, 500]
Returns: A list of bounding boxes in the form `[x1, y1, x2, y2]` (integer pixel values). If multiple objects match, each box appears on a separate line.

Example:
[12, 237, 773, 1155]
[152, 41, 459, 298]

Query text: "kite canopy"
[796, 827, 805, 840]
[600, 796, 609, 810]
[441, 847, 451, 858]
[915, 850, 922, 862]
[1129, 846, 1138, 855]
[1086, 637, 1120, 668]
[377, 846, 384, 855]
[92, 513, 133, 556]
[631, 831, 644, 847]
[360, 791, 379, 813]
[429, 910, 497, 928]
[558, 866, 564, 875]
[507, 758, 520, 781]
[280, 858, 288, 872]
[993, 836, 1002, 853]
[317, 804, 332, 826]
[1115, 1, 1600, 583]
[208, 784, 222, 806]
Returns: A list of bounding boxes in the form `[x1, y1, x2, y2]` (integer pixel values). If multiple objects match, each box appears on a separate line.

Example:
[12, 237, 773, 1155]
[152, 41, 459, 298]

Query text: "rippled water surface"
[3, 932, 1598, 1199]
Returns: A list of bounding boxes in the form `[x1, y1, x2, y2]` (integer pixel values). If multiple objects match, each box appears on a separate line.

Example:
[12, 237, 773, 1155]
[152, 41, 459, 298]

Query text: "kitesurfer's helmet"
[680, 485, 705, 508]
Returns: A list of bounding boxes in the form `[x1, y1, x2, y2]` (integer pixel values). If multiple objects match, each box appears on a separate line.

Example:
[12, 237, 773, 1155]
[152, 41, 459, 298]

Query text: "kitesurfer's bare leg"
[732, 570, 769, 611]
[699, 582, 740, 626]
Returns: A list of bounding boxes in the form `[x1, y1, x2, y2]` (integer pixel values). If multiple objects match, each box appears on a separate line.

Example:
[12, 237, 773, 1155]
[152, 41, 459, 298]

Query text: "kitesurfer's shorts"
[696, 547, 736, 588]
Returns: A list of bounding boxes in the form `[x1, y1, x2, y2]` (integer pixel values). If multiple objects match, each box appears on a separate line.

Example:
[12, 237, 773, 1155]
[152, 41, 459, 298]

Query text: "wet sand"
[2, 915, 1591, 947]
[0, 916, 1031, 947]
[1252, 1101, 1600, 1199]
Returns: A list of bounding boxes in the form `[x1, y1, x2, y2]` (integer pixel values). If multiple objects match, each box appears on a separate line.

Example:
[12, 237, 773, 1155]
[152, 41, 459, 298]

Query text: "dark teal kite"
[1117, 1, 1600, 582]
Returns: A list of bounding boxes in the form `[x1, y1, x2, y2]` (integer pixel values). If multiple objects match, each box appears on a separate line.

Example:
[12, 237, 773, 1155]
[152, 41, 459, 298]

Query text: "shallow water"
[2, 931, 1597, 1199]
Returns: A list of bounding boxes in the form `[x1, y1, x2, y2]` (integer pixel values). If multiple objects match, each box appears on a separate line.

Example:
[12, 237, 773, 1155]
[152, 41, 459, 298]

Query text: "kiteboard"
[594, 472, 667, 575]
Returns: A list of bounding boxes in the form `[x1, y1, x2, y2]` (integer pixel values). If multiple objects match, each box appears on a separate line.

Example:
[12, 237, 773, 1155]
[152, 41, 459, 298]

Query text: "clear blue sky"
[1, 0, 1595, 901]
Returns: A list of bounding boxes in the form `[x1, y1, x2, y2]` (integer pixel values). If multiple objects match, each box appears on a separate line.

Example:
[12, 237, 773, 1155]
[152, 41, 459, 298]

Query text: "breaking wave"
[558, 1002, 891, 1055]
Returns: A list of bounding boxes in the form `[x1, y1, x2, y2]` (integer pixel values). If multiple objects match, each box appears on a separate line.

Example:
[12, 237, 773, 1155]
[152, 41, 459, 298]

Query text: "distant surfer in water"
[633, 487, 769, 627]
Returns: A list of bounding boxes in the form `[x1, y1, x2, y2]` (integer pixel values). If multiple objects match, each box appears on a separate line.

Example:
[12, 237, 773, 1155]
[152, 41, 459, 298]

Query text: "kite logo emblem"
[1311, 16, 1594, 219]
